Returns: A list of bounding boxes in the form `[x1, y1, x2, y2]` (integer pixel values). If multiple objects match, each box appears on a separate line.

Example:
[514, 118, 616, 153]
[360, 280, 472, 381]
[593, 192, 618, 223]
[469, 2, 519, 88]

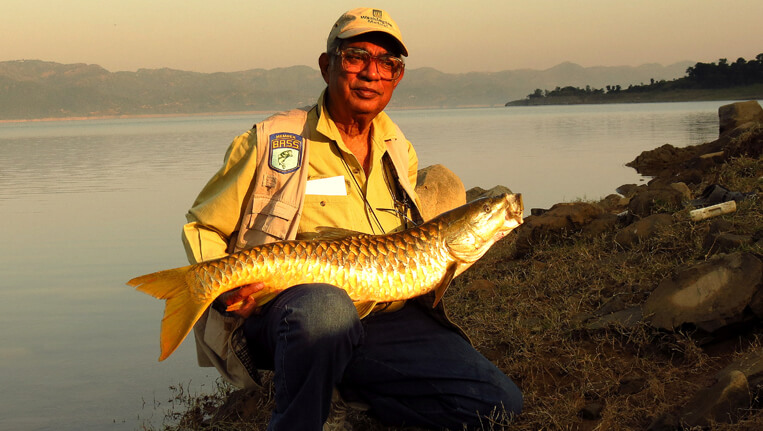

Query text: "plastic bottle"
[689, 200, 737, 221]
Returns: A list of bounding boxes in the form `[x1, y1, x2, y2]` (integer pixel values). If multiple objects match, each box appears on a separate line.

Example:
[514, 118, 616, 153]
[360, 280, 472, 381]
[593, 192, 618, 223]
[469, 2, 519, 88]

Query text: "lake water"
[0, 101, 742, 430]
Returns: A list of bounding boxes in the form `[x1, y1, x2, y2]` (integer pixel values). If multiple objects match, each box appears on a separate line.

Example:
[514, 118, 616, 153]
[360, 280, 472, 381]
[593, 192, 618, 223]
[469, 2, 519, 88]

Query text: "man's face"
[320, 33, 405, 121]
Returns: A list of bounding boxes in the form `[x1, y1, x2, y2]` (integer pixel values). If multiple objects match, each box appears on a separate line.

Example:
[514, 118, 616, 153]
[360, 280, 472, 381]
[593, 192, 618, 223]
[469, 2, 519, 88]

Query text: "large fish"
[128, 193, 523, 361]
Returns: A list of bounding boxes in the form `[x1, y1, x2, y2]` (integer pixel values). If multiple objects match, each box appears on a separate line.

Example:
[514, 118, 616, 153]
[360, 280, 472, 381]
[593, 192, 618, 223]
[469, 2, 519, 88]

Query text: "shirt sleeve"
[406, 138, 419, 188]
[182, 129, 259, 264]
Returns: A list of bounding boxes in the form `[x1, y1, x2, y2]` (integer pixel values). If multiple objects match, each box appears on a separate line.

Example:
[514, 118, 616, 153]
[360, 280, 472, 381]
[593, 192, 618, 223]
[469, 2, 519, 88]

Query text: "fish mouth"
[497, 193, 523, 239]
[505, 193, 524, 223]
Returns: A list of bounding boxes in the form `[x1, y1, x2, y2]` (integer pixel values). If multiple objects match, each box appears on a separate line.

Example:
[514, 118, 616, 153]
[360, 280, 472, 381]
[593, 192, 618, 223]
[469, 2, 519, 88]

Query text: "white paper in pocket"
[305, 176, 347, 196]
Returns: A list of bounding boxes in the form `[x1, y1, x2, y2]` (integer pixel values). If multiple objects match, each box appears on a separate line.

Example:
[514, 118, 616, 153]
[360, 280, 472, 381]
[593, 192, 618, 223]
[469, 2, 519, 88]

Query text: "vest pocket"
[240, 198, 299, 245]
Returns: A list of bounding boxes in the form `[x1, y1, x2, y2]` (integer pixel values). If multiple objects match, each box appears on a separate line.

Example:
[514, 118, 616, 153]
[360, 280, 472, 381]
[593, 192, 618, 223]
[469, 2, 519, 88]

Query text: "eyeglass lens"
[340, 48, 403, 79]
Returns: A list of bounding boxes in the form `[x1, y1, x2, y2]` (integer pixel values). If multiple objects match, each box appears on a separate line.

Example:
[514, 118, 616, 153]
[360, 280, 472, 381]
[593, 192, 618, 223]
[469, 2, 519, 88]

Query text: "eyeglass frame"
[332, 47, 405, 81]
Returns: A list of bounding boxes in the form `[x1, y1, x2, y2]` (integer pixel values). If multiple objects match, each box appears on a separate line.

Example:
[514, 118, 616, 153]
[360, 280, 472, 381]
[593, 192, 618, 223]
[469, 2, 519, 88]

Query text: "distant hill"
[0, 59, 693, 120]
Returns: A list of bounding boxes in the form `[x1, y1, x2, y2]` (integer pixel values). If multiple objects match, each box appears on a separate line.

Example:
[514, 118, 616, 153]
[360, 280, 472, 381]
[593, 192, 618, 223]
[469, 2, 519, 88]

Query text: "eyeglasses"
[335, 47, 405, 80]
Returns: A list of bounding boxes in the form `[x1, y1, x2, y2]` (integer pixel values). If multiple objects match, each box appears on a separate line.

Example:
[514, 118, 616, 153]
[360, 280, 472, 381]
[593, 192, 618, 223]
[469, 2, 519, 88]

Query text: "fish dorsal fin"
[354, 301, 378, 319]
[301, 226, 366, 241]
[432, 263, 457, 308]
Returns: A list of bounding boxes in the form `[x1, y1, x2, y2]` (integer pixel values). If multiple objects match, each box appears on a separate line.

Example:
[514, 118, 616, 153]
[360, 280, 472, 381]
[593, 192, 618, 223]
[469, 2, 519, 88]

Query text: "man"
[182, 7, 522, 430]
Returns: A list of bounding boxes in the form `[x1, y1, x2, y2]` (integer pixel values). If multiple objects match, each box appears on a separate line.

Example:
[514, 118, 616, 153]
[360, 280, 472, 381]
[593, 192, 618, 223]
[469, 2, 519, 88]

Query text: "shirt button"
[320, 201, 326, 206]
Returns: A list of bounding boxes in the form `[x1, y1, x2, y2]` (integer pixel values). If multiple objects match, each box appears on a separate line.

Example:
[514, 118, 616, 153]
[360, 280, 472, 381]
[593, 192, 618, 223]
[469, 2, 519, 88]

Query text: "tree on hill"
[512, 53, 763, 103]
[684, 54, 763, 88]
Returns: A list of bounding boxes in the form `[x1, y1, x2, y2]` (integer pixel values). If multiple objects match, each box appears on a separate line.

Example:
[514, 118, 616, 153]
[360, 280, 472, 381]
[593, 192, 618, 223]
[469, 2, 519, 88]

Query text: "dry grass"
[143, 152, 762, 430]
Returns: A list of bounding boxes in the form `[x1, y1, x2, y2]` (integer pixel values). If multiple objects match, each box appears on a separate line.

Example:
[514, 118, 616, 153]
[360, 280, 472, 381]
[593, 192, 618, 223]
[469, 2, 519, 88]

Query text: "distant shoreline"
[505, 85, 763, 107]
[0, 110, 282, 124]
[0, 105, 506, 124]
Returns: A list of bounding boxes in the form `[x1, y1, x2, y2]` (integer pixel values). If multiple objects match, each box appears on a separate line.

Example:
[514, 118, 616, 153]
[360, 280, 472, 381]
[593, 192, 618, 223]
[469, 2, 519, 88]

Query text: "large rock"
[616, 183, 643, 198]
[718, 100, 763, 135]
[748, 287, 763, 319]
[415, 164, 466, 221]
[723, 119, 763, 159]
[582, 213, 619, 238]
[678, 370, 751, 427]
[627, 185, 685, 217]
[704, 233, 753, 256]
[644, 252, 763, 332]
[466, 185, 513, 202]
[512, 202, 603, 256]
[614, 214, 674, 248]
[716, 348, 763, 388]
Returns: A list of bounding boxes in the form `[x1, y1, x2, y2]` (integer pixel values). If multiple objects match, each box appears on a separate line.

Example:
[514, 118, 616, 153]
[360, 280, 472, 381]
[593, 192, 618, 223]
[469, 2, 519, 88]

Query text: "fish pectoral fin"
[432, 263, 457, 308]
[354, 301, 378, 319]
[225, 299, 245, 312]
[225, 291, 278, 312]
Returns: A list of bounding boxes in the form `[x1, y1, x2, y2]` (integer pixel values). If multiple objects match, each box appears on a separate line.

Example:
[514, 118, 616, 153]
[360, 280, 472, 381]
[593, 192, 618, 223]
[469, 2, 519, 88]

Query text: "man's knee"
[454, 375, 522, 427]
[496, 377, 523, 416]
[280, 284, 360, 344]
[474, 376, 522, 424]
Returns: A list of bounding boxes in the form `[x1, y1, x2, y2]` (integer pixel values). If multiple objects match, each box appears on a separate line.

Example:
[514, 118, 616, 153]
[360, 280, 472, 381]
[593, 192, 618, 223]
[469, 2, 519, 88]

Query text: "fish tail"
[127, 266, 210, 361]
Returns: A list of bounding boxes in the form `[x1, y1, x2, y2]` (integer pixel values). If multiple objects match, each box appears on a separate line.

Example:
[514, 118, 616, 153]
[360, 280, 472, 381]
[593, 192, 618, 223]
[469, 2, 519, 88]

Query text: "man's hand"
[216, 282, 265, 319]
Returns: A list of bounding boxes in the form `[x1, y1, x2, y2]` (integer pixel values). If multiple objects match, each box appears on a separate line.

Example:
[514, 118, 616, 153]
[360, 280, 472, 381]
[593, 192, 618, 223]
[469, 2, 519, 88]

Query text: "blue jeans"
[243, 284, 522, 430]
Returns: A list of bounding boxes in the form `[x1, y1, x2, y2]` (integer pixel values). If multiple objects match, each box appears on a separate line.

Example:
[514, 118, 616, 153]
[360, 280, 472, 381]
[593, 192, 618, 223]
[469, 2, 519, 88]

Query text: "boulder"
[723, 121, 763, 159]
[678, 370, 750, 427]
[466, 185, 513, 202]
[627, 186, 684, 217]
[704, 232, 752, 255]
[615, 183, 642, 198]
[716, 348, 763, 388]
[512, 202, 603, 256]
[718, 100, 763, 135]
[748, 288, 763, 319]
[700, 219, 735, 252]
[614, 214, 674, 248]
[582, 213, 619, 238]
[669, 182, 692, 200]
[415, 164, 466, 221]
[597, 194, 628, 212]
[644, 252, 763, 332]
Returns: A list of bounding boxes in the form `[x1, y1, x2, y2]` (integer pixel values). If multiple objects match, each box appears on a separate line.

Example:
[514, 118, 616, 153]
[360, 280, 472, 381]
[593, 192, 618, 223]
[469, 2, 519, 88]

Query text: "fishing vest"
[227, 105, 422, 253]
[195, 107, 461, 388]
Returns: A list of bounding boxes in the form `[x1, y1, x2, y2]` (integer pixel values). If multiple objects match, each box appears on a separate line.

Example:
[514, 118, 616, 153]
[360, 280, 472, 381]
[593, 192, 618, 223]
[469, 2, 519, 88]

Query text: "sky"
[1, 0, 761, 74]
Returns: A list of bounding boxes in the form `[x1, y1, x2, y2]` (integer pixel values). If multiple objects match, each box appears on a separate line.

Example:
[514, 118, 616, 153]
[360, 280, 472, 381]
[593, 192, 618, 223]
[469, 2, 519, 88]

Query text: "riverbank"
[144, 102, 763, 430]
[506, 84, 763, 106]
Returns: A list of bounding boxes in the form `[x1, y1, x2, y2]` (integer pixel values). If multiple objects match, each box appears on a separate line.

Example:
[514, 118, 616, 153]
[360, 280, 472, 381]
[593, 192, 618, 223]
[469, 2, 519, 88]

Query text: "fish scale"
[128, 193, 523, 361]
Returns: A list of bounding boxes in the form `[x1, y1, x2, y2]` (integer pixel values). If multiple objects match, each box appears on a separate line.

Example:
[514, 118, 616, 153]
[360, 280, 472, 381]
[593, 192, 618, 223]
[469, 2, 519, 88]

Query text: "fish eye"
[483, 203, 491, 213]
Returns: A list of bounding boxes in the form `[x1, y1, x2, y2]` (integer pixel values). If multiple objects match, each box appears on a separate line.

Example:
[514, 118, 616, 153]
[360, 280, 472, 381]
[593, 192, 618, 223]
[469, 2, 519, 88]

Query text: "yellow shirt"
[182, 93, 419, 264]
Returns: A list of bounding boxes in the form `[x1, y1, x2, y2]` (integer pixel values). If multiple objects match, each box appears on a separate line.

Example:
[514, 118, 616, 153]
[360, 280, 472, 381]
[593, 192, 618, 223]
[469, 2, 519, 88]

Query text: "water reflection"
[390, 102, 719, 209]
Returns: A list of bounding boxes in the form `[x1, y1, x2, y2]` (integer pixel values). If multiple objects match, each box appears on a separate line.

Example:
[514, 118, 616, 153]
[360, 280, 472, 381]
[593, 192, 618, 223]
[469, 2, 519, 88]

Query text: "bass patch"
[268, 132, 303, 173]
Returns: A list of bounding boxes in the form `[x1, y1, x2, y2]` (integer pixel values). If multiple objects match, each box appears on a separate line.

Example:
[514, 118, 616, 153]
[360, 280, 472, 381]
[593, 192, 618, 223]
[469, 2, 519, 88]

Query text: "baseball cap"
[326, 7, 408, 57]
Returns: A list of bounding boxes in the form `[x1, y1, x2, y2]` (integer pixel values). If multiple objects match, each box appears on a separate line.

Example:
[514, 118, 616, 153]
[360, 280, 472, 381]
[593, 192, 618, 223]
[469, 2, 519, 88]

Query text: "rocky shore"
[149, 101, 762, 430]
[448, 100, 762, 430]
